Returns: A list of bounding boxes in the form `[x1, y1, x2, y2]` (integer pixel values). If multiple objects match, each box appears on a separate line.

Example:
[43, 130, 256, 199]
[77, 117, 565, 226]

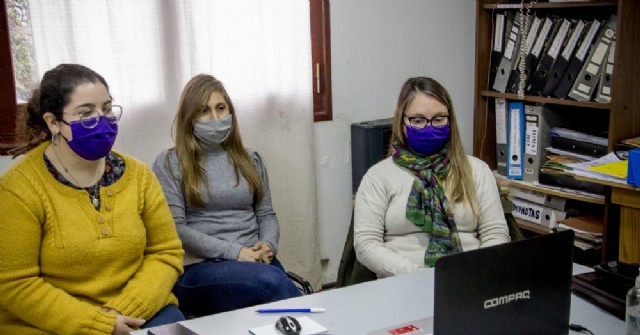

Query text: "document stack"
[538, 127, 607, 196]
[566, 151, 629, 186]
[555, 216, 603, 253]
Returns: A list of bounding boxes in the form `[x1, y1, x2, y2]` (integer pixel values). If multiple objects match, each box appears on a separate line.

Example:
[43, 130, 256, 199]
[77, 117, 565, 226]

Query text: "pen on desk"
[255, 307, 326, 313]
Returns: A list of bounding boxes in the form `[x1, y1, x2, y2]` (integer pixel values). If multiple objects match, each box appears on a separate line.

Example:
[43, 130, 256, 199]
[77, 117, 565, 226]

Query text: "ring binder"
[506, 15, 539, 93]
[493, 12, 524, 93]
[553, 19, 603, 99]
[542, 19, 587, 97]
[489, 13, 507, 86]
[568, 15, 617, 102]
[524, 105, 557, 183]
[495, 98, 508, 176]
[527, 18, 572, 96]
[507, 101, 525, 180]
[595, 40, 615, 103]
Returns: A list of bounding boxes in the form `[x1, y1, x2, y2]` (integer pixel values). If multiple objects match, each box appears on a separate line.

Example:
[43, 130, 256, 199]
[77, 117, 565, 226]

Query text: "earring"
[52, 132, 59, 146]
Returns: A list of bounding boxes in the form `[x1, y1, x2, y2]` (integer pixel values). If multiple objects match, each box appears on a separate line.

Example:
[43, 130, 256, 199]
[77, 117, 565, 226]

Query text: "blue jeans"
[174, 258, 302, 317]
[142, 304, 185, 328]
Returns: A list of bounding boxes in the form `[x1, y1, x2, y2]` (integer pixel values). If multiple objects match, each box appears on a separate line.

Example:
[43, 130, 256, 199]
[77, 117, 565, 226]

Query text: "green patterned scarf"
[391, 142, 463, 267]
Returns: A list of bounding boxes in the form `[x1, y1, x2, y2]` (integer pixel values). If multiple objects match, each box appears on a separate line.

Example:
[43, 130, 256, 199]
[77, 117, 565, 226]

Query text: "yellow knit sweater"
[0, 143, 184, 335]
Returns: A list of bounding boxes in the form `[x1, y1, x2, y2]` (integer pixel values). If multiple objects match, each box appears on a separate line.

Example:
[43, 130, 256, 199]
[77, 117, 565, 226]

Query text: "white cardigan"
[354, 155, 510, 278]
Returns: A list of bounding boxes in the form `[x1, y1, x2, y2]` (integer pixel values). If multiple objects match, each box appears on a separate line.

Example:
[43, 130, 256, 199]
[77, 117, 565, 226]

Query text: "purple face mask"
[61, 117, 118, 160]
[405, 124, 450, 156]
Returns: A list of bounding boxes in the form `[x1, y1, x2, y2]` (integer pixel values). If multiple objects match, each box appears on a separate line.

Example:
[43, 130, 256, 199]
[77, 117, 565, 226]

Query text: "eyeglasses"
[63, 105, 123, 129]
[404, 115, 449, 129]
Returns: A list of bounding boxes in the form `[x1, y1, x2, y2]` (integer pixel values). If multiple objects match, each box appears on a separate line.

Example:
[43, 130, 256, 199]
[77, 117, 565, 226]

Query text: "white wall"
[0, 157, 14, 173]
[315, 0, 476, 284]
[0, 0, 477, 285]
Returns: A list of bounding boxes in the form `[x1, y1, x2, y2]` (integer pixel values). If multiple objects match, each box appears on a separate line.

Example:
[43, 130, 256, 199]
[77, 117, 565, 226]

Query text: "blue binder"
[628, 148, 640, 187]
[507, 101, 525, 180]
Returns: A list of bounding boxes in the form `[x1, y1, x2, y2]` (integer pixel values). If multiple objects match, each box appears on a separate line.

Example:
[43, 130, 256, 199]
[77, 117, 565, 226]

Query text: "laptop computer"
[367, 230, 575, 335]
[433, 229, 575, 335]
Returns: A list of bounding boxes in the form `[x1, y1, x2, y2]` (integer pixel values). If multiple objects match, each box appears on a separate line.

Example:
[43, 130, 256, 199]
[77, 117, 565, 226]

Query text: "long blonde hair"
[389, 77, 479, 216]
[170, 74, 264, 208]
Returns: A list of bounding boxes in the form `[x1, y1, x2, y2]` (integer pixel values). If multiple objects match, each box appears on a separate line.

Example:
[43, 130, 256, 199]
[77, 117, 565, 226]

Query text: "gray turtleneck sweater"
[152, 147, 279, 266]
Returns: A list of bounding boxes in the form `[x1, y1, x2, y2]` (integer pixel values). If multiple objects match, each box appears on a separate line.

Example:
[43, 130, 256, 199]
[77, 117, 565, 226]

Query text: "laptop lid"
[433, 230, 574, 335]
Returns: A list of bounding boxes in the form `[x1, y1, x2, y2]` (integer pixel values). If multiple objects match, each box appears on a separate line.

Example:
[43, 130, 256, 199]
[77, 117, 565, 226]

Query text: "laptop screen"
[433, 230, 574, 335]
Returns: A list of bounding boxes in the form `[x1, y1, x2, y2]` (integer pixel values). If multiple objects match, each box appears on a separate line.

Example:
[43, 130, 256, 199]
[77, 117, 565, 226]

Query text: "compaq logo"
[483, 290, 530, 309]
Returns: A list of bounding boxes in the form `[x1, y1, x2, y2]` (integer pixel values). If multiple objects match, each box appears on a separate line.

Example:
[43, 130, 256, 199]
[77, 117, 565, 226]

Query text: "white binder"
[495, 98, 508, 176]
[511, 185, 568, 211]
[511, 198, 567, 228]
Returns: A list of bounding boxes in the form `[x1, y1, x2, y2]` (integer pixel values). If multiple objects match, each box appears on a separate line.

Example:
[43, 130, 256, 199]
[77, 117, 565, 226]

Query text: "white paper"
[566, 152, 627, 183]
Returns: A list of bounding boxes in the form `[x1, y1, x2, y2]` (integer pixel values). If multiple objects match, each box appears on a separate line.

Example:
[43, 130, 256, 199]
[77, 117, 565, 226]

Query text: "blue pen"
[255, 307, 326, 313]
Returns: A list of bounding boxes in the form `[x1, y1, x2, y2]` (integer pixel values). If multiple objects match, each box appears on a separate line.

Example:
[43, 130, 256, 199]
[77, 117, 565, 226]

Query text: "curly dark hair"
[11, 64, 109, 156]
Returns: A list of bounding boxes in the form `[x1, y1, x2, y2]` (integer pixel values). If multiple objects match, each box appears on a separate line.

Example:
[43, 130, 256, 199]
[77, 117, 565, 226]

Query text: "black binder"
[513, 16, 555, 94]
[538, 170, 606, 195]
[542, 19, 587, 97]
[505, 14, 537, 93]
[526, 17, 567, 95]
[550, 136, 607, 158]
[554, 19, 604, 99]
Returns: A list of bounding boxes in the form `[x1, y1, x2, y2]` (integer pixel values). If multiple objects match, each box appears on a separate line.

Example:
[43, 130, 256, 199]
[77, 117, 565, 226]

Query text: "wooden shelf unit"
[473, 0, 640, 263]
[508, 179, 605, 205]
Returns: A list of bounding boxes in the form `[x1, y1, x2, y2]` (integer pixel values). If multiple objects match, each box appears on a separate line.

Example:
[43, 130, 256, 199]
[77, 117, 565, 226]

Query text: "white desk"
[134, 264, 624, 334]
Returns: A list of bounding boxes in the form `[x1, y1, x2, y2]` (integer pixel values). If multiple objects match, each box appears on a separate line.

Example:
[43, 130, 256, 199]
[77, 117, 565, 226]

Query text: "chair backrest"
[502, 197, 525, 241]
[336, 209, 377, 288]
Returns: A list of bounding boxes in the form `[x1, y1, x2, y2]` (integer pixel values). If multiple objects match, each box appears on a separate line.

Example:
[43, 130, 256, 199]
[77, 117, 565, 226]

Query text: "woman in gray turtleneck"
[152, 74, 301, 317]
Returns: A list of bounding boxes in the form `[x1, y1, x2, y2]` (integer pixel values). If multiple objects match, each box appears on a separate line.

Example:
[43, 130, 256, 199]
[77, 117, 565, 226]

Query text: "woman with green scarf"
[354, 77, 510, 278]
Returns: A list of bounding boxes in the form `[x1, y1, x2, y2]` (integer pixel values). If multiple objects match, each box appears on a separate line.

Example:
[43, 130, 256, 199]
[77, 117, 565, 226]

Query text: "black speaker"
[351, 118, 393, 194]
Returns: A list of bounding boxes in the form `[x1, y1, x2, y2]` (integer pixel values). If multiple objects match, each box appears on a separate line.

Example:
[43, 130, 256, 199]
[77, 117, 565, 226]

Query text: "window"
[0, 0, 332, 156]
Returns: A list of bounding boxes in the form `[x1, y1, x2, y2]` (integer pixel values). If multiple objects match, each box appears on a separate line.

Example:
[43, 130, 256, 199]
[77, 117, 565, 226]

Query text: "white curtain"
[27, 0, 322, 289]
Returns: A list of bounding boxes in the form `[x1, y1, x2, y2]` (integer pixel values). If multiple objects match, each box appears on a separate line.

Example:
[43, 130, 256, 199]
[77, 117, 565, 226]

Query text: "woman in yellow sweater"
[0, 64, 185, 335]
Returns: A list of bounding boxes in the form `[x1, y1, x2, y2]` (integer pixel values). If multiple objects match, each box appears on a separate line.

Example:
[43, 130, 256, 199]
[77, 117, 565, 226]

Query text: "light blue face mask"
[193, 114, 233, 145]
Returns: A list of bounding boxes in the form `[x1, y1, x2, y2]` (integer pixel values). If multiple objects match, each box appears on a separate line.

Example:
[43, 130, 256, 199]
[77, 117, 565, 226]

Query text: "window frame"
[310, 0, 332, 122]
[0, 0, 22, 156]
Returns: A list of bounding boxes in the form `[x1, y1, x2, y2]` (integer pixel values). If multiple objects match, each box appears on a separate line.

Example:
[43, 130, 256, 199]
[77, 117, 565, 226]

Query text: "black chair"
[286, 271, 314, 295]
[502, 196, 525, 242]
[335, 209, 376, 288]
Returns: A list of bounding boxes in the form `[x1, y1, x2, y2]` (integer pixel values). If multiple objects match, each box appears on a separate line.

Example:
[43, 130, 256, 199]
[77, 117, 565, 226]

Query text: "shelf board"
[508, 179, 605, 204]
[573, 175, 640, 191]
[480, 91, 610, 110]
[515, 218, 552, 235]
[483, 1, 617, 10]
